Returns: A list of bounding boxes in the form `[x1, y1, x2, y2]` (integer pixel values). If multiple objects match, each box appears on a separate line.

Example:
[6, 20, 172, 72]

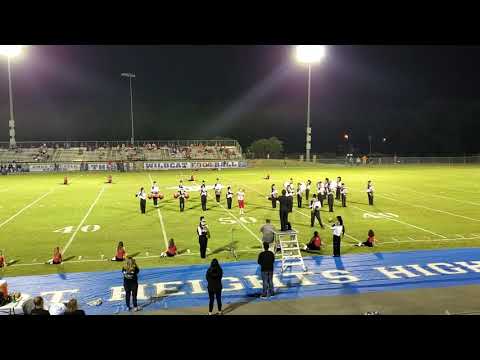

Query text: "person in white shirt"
[335, 177, 342, 200]
[309, 194, 324, 228]
[200, 180, 208, 211]
[340, 182, 348, 207]
[270, 184, 278, 209]
[331, 216, 345, 257]
[135, 187, 147, 214]
[237, 189, 245, 215]
[197, 216, 210, 259]
[151, 181, 160, 208]
[330, 179, 337, 201]
[367, 180, 375, 206]
[214, 178, 222, 203]
[226, 186, 234, 209]
[317, 181, 325, 207]
[327, 186, 334, 213]
[178, 187, 187, 212]
[178, 180, 185, 192]
[296, 183, 303, 208]
[305, 180, 312, 201]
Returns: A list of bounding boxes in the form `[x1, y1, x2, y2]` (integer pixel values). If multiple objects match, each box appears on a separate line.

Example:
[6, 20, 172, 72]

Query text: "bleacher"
[0, 140, 243, 163]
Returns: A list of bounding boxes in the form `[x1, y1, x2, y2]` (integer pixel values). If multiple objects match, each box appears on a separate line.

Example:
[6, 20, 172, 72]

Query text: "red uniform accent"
[238, 200, 245, 209]
[167, 245, 177, 256]
[64, 177, 68, 185]
[367, 236, 375, 244]
[312, 235, 321, 248]
[53, 252, 62, 264]
[0, 255, 5, 268]
[116, 248, 126, 260]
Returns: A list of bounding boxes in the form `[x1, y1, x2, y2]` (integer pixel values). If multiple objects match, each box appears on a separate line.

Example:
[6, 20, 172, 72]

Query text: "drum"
[173, 192, 179, 199]
[158, 193, 164, 200]
[184, 193, 189, 199]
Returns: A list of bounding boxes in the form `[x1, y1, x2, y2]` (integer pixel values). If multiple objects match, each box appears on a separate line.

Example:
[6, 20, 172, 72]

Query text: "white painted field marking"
[389, 184, 480, 206]
[62, 186, 105, 256]
[408, 237, 416, 241]
[349, 204, 447, 239]
[377, 194, 480, 223]
[391, 237, 400, 242]
[0, 189, 54, 229]
[455, 234, 465, 238]
[218, 203, 262, 244]
[148, 174, 169, 249]
[378, 235, 480, 245]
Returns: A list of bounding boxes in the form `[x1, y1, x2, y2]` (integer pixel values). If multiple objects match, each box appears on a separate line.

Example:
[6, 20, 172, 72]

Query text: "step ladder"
[273, 230, 307, 273]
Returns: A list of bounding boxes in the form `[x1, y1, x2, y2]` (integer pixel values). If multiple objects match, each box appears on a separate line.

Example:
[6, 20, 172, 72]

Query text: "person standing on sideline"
[278, 190, 289, 231]
[214, 179, 222, 203]
[200, 181, 208, 211]
[335, 177, 342, 200]
[367, 180, 375, 206]
[340, 182, 348, 207]
[206, 259, 223, 315]
[270, 184, 278, 209]
[237, 188, 245, 216]
[258, 242, 275, 298]
[260, 219, 276, 249]
[296, 183, 303, 208]
[310, 194, 325, 229]
[331, 216, 345, 257]
[305, 180, 312, 201]
[135, 187, 147, 214]
[122, 256, 140, 312]
[226, 186, 233, 209]
[327, 186, 335, 213]
[197, 216, 210, 259]
[151, 181, 160, 208]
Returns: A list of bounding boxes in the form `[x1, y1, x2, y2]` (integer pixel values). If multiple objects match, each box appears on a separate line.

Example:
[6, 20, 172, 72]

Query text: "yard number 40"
[53, 225, 101, 234]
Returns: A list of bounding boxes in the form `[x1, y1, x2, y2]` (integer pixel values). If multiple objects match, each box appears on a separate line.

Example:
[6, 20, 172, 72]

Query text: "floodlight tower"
[0, 45, 25, 149]
[294, 45, 326, 162]
[121, 72, 136, 145]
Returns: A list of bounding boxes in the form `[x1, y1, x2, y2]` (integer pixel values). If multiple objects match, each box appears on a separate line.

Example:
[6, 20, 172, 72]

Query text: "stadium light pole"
[294, 45, 326, 162]
[121, 73, 136, 145]
[0, 45, 25, 149]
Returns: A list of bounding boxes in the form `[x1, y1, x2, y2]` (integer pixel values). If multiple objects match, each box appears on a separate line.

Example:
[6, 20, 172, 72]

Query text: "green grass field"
[1, 162, 480, 278]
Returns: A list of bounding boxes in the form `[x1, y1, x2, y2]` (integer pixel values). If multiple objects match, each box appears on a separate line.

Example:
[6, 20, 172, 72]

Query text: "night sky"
[1, 45, 479, 155]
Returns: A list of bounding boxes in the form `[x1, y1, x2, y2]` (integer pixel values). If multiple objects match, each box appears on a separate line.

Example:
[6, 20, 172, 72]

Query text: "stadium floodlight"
[121, 73, 136, 145]
[344, 134, 349, 141]
[294, 45, 327, 162]
[0, 45, 26, 149]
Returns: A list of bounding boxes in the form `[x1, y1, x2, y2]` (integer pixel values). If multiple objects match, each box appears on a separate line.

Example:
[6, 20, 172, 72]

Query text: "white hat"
[49, 302, 66, 315]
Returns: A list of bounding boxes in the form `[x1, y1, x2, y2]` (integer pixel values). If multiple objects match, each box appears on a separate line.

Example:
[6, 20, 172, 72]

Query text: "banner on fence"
[29, 164, 55, 172]
[144, 161, 247, 170]
[58, 163, 81, 172]
[87, 163, 116, 171]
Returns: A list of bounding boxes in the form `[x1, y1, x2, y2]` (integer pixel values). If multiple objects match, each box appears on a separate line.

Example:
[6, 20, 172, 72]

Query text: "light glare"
[0, 45, 24, 58]
[295, 45, 326, 64]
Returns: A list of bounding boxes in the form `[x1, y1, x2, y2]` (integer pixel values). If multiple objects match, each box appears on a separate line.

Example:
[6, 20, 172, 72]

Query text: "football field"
[1, 161, 480, 278]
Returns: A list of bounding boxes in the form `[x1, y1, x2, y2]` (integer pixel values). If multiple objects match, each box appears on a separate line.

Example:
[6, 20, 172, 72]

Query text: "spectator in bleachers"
[31, 296, 50, 315]
[64, 298, 86, 315]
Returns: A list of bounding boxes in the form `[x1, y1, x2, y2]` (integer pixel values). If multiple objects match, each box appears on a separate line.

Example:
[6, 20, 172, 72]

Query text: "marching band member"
[151, 181, 160, 208]
[340, 182, 348, 207]
[296, 183, 303, 208]
[237, 188, 245, 215]
[178, 187, 187, 212]
[331, 216, 345, 257]
[200, 181, 208, 211]
[107, 175, 112, 184]
[214, 178, 222, 203]
[330, 178, 338, 202]
[305, 180, 312, 201]
[64, 176, 68, 185]
[178, 180, 185, 191]
[367, 180, 375, 206]
[270, 184, 278, 209]
[318, 181, 326, 208]
[135, 187, 147, 214]
[226, 186, 234, 209]
[286, 180, 294, 213]
[197, 216, 210, 259]
[310, 194, 324, 229]
[335, 177, 342, 200]
[327, 185, 335, 213]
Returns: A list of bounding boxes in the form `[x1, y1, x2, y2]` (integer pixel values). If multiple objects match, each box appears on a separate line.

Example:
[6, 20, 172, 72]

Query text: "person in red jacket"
[0, 250, 5, 268]
[47, 247, 62, 264]
[356, 229, 376, 247]
[161, 239, 177, 258]
[112, 241, 126, 261]
[303, 231, 322, 251]
[64, 176, 68, 185]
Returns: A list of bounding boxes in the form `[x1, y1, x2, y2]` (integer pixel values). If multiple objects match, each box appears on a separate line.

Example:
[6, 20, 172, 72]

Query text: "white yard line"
[378, 235, 480, 245]
[390, 183, 480, 206]
[218, 203, 262, 244]
[62, 186, 105, 256]
[349, 204, 447, 239]
[377, 194, 480, 223]
[148, 174, 169, 249]
[0, 189, 54, 229]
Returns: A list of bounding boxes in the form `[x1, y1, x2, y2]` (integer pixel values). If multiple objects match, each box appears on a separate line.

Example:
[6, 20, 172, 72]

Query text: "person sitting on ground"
[356, 229, 376, 247]
[161, 239, 177, 258]
[64, 298, 86, 315]
[188, 174, 195, 181]
[0, 250, 5, 268]
[47, 247, 62, 265]
[303, 231, 322, 251]
[112, 241, 126, 261]
[31, 296, 50, 315]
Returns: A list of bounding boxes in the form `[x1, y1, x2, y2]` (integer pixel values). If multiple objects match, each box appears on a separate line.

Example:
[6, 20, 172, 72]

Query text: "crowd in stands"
[1, 162, 23, 174]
